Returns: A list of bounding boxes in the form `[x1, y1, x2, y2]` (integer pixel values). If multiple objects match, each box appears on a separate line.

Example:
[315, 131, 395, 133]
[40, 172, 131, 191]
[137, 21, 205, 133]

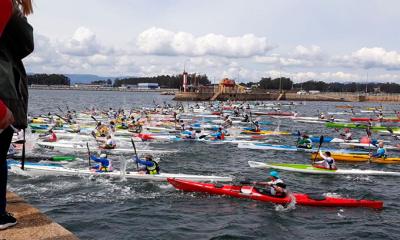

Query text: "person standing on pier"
[0, 0, 34, 230]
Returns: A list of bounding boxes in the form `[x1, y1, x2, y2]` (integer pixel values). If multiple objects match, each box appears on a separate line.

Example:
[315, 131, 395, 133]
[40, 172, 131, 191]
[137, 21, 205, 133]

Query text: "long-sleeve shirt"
[372, 148, 386, 158]
[134, 157, 155, 167]
[90, 155, 111, 167]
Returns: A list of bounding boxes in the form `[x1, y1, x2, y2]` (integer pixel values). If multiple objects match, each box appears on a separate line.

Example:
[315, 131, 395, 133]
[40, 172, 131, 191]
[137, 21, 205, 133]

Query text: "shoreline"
[29, 85, 178, 93]
[29, 86, 400, 102]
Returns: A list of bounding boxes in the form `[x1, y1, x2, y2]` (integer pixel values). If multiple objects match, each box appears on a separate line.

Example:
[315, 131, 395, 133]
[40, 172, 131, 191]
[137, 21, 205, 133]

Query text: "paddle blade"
[319, 136, 324, 144]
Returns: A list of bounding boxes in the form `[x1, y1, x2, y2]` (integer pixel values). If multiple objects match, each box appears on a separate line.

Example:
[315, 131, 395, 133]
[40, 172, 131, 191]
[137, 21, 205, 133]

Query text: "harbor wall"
[174, 91, 400, 102]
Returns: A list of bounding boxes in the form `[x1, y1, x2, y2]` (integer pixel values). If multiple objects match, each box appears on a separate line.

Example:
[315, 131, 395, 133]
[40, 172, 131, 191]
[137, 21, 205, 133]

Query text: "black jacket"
[0, 8, 34, 129]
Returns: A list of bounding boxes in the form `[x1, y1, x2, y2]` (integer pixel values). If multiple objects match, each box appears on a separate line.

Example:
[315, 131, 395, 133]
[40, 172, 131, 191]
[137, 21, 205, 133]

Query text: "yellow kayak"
[31, 117, 48, 124]
[311, 153, 400, 164]
[241, 130, 290, 135]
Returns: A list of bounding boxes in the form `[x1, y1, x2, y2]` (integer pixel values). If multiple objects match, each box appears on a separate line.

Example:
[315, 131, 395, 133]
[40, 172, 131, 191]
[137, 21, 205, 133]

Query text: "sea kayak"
[7, 160, 232, 182]
[309, 137, 359, 143]
[311, 152, 400, 163]
[340, 142, 400, 151]
[36, 142, 176, 155]
[326, 122, 400, 131]
[238, 143, 369, 154]
[248, 161, 400, 177]
[167, 178, 383, 209]
[351, 117, 400, 123]
[241, 130, 290, 135]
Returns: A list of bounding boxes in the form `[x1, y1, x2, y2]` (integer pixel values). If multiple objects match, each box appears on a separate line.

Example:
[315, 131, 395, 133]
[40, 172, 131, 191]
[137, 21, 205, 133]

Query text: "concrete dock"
[1, 192, 78, 240]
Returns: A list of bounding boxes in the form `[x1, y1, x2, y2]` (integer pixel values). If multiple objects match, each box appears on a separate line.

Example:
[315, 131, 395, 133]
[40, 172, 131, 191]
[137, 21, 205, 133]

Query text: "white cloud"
[293, 45, 322, 59]
[337, 47, 400, 70]
[136, 27, 274, 58]
[254, 45, 324, 67]
[59, 27, 111, 56]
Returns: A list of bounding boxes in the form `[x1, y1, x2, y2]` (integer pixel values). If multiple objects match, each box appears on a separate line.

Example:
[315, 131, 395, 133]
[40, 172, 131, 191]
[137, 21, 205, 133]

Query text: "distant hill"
[66, 74, 117, 84]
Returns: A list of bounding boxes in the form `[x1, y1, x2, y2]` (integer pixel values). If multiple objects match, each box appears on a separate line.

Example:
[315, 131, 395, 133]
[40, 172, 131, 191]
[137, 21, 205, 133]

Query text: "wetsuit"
[90, 155, 112, 172]
[134, 157, 160, 174]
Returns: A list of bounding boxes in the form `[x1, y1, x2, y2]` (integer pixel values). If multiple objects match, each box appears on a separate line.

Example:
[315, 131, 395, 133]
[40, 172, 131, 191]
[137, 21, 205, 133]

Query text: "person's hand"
[0, 100, 14, 130]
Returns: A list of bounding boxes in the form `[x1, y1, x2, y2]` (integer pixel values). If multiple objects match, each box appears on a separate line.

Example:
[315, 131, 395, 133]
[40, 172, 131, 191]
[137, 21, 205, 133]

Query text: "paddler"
[133, 154, 160, 174]
[297, 134, 313, 149]
[109, 121, 116, 132]
[255, 171, 287, 198]
[314, 151, 337, 170]
[187, 127, 196, 139]
[339, 128, 352, 141]
[242, 114, 249, 122]
[319, 112, 326, 120]
[215, 128, 225, 140]
[101, 135, 116, 149]
[370, 141, 387, 158]
[41, 129, 57, 142]
[253, 121, 260, 132]
[90, 153, 113, 172]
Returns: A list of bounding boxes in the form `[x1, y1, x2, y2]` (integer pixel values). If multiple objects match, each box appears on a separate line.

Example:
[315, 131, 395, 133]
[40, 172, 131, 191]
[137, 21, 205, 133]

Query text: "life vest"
[146, 160, 160, 175]
[376, 147, 387, 158]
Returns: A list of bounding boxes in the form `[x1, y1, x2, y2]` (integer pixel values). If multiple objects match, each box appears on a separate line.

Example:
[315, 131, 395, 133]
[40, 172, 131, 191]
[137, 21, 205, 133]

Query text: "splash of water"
[120, 156, 127, 182]
[275, 193, 296, 212]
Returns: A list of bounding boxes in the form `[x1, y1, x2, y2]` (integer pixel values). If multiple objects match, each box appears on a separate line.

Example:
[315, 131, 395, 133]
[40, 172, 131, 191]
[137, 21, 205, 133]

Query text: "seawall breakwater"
[173, 92, 400, 102]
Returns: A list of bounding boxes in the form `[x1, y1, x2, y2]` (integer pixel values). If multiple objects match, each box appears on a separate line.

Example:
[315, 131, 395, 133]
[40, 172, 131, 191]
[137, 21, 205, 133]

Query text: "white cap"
[100, 153, 107, 158]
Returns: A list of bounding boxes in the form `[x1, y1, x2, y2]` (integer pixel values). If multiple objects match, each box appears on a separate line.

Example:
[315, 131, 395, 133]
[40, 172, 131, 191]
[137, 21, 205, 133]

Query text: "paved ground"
[1, 191, 78, 240]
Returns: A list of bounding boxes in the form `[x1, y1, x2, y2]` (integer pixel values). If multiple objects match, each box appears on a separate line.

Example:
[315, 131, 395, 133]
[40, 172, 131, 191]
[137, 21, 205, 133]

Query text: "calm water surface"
[8, 89, 400, 239]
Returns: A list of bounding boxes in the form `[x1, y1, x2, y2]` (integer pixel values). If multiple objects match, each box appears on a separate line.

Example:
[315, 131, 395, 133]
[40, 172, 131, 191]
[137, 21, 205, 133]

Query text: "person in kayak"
[370, 141, 387, 158]
[182, 127, 196, 139]
[339, 128, 352, 141]
[91, 153, 113, 172]
[314, 151, 337, 170]
[215, 128, 225, 140]
[101, 135, 116, 149]
[319, 112, 326, 120]
[242, 114, 249, 122]
[255, 171, 287, 198]
[297, 134, 313, 149]
[252, 121, 260, 132]
[133, 154, 160, 175]
[41, 129, 57, 142]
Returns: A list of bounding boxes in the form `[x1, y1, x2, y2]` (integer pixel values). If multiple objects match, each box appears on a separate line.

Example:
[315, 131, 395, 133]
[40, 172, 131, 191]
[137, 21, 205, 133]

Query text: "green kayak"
[49, 156, 76, 162]
[325, 122, 400, 131]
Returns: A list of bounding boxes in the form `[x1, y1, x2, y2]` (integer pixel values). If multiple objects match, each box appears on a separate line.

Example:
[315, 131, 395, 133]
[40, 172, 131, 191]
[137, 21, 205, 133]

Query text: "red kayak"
[168, 178, 383, 210]
[351, 117, 400, 122]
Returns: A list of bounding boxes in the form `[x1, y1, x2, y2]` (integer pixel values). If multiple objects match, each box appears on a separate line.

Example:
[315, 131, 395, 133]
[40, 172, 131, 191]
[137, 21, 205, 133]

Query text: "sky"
[24, 0, 400, 83]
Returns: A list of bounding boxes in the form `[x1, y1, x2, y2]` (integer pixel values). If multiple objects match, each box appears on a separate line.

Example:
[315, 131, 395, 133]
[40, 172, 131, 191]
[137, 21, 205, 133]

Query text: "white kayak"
[248, 161, 400, 177]
[238, 143, 369, 154]
[340, 142, 400, 151]
[7, 161, 232, 182]
[36, 142, 176, 155]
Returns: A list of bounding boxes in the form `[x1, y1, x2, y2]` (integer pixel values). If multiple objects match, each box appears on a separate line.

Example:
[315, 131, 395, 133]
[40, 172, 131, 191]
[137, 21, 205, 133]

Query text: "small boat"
[167, 178, 383, 209]
[248, 161, 400, 177]
[7, 160, 232, 182]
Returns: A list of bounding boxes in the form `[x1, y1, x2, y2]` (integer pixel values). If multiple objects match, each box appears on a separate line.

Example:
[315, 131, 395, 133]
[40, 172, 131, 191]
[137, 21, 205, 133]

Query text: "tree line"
[28, 74, 70, 85]
[113, 74, 210, 88]
[241, 77, 400, 93]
